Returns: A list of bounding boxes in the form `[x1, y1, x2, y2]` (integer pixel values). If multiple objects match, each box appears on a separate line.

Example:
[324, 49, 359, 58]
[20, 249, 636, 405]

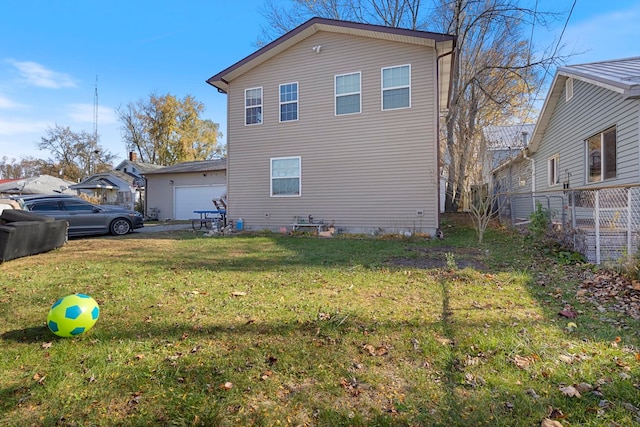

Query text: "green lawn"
[1, 216, 639, 426]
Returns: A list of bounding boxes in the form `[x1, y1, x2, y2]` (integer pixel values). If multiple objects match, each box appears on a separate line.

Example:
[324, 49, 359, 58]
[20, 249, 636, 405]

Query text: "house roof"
[0, 175, 76, 195]
[484, 124, 536, 150]
[114, 159, 165, 174]
[69, 170, 134, 191]
[142, 159, 227, 175]
[206, 17, 456, 109]
[528, 56, 640, 153]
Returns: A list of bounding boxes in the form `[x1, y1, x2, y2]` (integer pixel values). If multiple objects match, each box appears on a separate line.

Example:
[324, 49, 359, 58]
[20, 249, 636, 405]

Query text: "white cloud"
[0, 94, 25, 109]
[6, 59, 77, 89]
[67, 103, 118, 125]
[0, 118, 50, 135]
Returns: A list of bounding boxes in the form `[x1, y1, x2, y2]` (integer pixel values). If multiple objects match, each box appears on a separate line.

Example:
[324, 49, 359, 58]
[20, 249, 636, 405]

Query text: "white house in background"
[206, 17, 455, 236]
[70, 152, 163, 211]
[143, 159, 227, 220]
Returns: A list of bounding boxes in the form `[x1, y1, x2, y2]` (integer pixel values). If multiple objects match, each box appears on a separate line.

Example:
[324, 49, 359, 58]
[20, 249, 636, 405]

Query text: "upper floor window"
[548, 154, 559, 186]
[271, 156, 301, 197]
[335, 72, 361, 115]
[587, 126, 617, 182]
[279, 82, 298, 122]
[382, 64, 410, 110]
[245, 87, 262, 125]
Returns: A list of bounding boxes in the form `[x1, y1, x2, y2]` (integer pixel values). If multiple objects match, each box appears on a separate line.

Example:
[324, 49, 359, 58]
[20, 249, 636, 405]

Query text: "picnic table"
[192, 210, 226, 230]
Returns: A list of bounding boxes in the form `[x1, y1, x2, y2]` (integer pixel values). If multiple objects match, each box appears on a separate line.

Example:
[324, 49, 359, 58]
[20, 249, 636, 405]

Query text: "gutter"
[523, 148, 535, 209]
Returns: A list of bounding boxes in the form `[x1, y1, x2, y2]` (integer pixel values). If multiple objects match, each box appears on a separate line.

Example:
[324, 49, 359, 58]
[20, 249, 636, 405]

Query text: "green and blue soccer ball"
[47, 294, 100, 337]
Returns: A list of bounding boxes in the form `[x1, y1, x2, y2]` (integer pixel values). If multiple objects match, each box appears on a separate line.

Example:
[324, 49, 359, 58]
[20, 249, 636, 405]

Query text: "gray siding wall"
[226, 31, 439, 234]
[146, 170, 226, 220]
[533, 78, 640, 192]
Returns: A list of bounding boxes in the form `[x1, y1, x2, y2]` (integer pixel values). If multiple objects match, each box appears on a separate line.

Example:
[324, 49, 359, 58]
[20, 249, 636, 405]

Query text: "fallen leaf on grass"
[220, 382, 233, 390]
[362, 344, 388, 356]
[558, 307, 577, 318]
[41, 342, 52, 349]
[260, 370, 273, 380]
[541, 418, 563, 427]
[548, 407, 565, 419]
[559, 385, 581, 397]
[513, 354, 535, 369]
[574, 382, 592, 393]
[33, 373, 46, 384]
[135, 354, 145, 360]
[231, 291, 246, 297]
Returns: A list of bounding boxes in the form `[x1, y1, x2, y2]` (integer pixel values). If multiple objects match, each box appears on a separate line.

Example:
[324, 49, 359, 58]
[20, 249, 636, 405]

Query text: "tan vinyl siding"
[226, 31, 439, 234]
[534, 78, 640, 192]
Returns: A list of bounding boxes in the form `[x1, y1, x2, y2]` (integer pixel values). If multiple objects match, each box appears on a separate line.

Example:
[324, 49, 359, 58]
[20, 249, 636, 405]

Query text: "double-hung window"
[271, 157, 301, 197]
[335, 72, 361, 115]
[245, 87, 262, 125]
[382, 64, 410, 110]
[279, 82, 298, 122]
[587, 126, 617, 182]
[548, 154, 559, 186]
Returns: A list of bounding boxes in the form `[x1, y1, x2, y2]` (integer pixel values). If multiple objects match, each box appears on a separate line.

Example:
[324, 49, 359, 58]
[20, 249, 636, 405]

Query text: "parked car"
[9, 194, 144, 237]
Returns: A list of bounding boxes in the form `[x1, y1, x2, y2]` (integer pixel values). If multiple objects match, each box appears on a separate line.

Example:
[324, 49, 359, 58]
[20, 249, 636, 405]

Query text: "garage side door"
[174, 185, 226, 220]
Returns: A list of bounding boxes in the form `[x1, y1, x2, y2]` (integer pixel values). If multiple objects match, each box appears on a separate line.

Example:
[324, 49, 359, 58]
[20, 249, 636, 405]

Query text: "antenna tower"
[93, 75, 98, 139]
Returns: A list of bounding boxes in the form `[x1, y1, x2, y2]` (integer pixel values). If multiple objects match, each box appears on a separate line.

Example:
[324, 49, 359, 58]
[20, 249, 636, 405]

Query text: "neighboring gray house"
[206, 17, 455, 235]
[70, 153, 163, 211]
[143, 159, 227, 220]
[528, 57, 640, 192]
[483, 124, 535, 180]
[496, 57, 640, 262]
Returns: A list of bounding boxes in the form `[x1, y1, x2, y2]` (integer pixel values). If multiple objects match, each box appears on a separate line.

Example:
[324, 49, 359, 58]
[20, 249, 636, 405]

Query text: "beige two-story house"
[207, 17, 455, 236]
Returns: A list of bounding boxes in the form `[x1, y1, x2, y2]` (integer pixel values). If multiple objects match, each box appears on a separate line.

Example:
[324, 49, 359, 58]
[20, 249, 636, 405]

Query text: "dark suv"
[11, 194, 144, 237]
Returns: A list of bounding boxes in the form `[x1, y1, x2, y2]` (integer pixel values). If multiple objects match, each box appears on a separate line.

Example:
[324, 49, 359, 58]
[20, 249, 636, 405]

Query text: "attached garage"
[143, 159, 227, 221]
[174, 185, 226, 219]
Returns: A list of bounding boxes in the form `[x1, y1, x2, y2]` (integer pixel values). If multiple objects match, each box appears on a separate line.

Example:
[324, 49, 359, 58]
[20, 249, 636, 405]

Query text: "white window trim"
[270, 156, 301, 197]
[279, 82, 299, 123]
[245, 87, 263, 126]
[586, 126, 617, 183]
[565, 78, 573, 102]
[381, 64, 411, 110]
[334, 71, 361, 116]
[548, 154, 560, 187]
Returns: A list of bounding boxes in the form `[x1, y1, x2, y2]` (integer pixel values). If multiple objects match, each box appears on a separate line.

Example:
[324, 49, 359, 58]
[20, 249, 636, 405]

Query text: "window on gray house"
[587, 126, 616, 182]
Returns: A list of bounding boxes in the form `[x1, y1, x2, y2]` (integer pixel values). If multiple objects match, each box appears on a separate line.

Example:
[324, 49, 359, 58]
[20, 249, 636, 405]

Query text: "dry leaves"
[513, 354, 538, 369]
[577, 270, 640, 319]
[362, 344, 389, 356]
[559, 385, 581, 398]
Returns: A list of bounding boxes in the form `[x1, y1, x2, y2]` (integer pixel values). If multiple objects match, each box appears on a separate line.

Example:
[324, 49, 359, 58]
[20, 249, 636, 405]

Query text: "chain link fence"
[494, 184, 640, 264]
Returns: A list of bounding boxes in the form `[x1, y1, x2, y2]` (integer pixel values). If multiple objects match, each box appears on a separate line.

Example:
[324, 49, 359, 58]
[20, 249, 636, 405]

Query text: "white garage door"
[174, 185, 226, 220]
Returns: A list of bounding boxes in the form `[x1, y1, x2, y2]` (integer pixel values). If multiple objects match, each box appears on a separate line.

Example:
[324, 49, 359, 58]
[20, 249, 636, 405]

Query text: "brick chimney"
[129, 151, 137, 162]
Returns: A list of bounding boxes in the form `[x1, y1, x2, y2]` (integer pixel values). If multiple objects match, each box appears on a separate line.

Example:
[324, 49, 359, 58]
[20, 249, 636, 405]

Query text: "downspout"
[523, 150, 535, 207]
[435, 40, 456, 233]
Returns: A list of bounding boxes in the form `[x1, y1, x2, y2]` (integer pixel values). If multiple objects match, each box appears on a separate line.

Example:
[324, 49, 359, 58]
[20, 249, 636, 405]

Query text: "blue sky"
[1, 0, 639, 164]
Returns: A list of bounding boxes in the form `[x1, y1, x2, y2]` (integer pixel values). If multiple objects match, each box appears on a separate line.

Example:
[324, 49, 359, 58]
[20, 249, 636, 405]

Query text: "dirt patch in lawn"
[388, 246, 488, 271]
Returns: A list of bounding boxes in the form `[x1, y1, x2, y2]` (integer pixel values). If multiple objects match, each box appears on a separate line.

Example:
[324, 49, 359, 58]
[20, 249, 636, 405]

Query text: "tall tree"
[37, 124, 115, 182]
[118, 93, 223, 165]
[260, 0, 570, 211]
[0, 156, 43, 179]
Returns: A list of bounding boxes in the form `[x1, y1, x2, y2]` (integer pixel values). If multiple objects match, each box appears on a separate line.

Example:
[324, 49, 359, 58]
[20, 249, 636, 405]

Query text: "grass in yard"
[1, 215, 639, 426]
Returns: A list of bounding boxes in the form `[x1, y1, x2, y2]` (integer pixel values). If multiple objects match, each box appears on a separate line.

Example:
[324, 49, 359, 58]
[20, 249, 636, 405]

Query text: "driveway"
[135, 223, 192, 233]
